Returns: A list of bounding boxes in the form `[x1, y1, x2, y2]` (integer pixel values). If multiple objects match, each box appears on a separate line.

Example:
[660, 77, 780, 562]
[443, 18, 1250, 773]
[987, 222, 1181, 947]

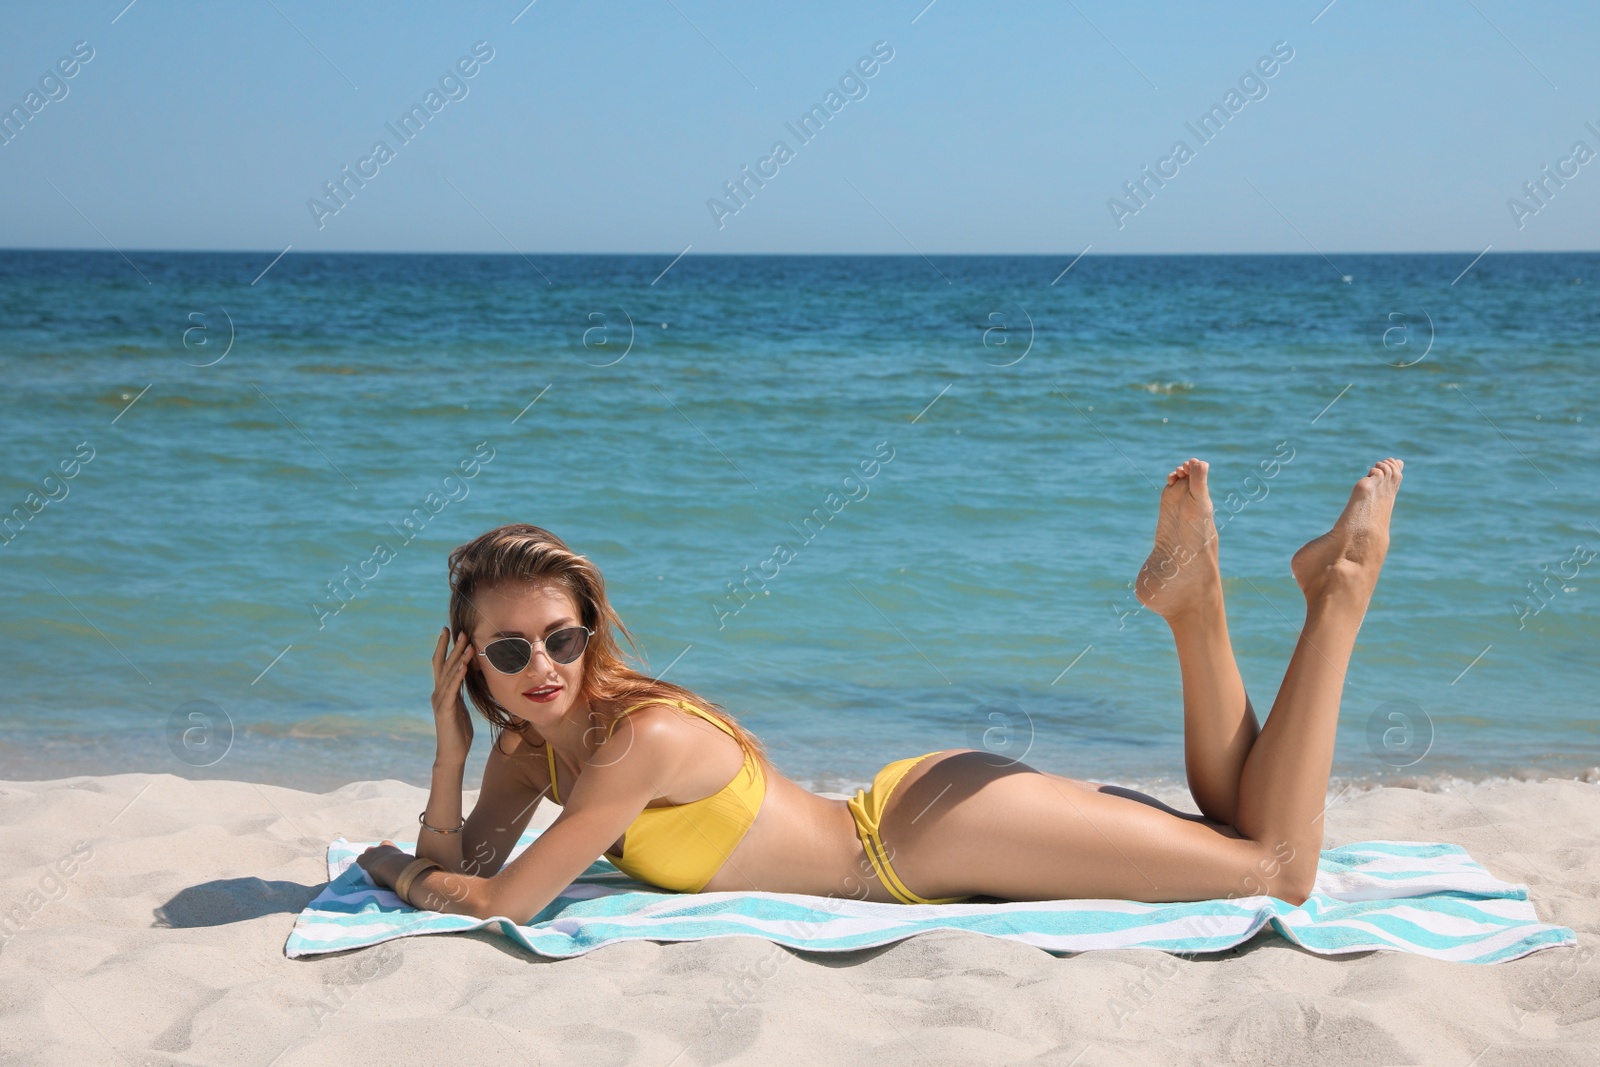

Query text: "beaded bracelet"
[418, 810, 465, 835]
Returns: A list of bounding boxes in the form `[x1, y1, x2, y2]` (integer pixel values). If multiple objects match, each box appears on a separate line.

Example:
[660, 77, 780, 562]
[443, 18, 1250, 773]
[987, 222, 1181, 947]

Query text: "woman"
[358, 457, 1404, 923]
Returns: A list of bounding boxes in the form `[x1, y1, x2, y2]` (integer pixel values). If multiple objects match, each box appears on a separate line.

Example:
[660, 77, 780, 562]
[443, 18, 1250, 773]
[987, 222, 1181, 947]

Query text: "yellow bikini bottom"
[846, 751, 974, 905]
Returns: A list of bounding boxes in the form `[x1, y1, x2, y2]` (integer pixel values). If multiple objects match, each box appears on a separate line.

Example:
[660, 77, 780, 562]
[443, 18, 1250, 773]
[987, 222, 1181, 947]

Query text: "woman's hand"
[432, 626, 475, 765]
[356, 839, 489, 917]
[355, 840, 410, 890]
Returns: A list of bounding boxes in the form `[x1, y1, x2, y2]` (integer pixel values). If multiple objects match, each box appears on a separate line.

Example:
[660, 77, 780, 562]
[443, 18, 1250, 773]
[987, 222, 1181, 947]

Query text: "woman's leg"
[1229, 458, 1404, 894]
[875, 752, 1280, 903]
[1134, 458, 1259, 825]
[875, 460, 1403, 905]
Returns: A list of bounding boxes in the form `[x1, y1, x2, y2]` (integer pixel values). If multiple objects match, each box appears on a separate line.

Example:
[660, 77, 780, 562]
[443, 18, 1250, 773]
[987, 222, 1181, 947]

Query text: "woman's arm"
[360, 710, 683, 924]
[406, 806, 638, 923]
[412, 626, 482, 873]
[414, 757, 466, 871]
[419, 733, 545, 876]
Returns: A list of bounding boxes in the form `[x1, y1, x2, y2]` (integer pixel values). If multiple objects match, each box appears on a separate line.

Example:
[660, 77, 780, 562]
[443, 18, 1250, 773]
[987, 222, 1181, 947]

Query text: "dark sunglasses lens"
[545, 627, 588, 664]
[484, 638, 532, 673]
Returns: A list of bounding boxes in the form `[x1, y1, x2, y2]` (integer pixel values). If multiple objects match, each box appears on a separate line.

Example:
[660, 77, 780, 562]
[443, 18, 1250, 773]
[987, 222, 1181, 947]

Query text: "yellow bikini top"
[544, 698, 766, 893]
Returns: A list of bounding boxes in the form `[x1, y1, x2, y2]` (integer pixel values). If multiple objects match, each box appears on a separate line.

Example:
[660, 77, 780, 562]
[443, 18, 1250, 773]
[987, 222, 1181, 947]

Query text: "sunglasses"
[476, 626, 594, 673]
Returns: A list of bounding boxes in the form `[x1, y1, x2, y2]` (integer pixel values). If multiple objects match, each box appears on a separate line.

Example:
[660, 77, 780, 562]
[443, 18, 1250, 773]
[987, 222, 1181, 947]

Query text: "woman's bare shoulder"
[493, 724, 537, 757]
[612, 700, 730, 742]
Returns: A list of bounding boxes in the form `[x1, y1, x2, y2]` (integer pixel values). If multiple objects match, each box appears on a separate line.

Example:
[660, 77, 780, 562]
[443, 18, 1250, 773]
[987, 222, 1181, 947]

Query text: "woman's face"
[470, 580, 589, 732]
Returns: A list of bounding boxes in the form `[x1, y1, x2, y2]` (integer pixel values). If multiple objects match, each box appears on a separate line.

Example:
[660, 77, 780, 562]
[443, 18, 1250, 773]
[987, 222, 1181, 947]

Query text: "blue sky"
[1, 0, 1596, 254]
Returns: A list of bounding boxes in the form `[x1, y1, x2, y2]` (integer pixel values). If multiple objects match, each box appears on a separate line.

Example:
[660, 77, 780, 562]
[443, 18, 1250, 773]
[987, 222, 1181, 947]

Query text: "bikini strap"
[545, 741, 561, 804]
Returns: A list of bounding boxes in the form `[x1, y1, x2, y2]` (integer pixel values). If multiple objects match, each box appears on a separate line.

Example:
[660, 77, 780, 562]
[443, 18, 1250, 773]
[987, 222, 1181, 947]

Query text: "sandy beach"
[4, 0, 1598, 1060]
[0, 771, 1593, 1066]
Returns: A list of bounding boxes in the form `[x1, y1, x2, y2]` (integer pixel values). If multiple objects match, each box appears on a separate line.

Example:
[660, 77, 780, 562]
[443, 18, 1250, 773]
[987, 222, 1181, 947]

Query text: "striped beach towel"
[284, 832, 1575, 964]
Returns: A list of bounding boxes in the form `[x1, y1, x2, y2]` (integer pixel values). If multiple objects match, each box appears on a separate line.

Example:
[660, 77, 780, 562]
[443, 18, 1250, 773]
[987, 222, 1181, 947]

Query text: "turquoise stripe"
[1328, 842, 1468, 859]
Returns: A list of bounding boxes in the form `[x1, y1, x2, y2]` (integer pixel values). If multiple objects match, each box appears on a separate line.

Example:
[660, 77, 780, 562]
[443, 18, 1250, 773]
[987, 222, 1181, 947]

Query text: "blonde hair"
[446, 523, 768, 769]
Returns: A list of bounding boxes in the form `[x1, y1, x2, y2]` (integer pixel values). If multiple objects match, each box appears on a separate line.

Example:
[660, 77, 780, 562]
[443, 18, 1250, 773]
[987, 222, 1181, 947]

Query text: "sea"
[1, 250, 1595, 796]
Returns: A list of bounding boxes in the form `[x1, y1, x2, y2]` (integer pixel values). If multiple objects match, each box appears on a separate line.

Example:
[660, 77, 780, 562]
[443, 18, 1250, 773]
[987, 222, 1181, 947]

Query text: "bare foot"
[1136, 458, 1222, 620]
[1290, 458, 1404, 604]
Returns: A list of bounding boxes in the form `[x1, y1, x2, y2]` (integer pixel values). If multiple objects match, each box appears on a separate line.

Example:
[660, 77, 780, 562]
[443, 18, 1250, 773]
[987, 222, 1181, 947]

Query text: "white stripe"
[1465, 896, 1543, 920]
[1314, 878, 1518, 902]
[1278, 917, 1567, 963]
[1285, 902, 1521, 939]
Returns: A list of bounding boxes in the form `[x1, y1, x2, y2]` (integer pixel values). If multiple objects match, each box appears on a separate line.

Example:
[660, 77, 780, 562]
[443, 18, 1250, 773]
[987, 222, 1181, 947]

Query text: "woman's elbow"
[413, 835, 463, 870]
[413, 870, 500, 920]
[472, 881, 536, 925]
[473, 883, 556, 927]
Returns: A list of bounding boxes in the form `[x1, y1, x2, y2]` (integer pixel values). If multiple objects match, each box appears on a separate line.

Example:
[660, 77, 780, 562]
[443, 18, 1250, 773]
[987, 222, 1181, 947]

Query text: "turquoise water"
[1, 251, 1595, 793]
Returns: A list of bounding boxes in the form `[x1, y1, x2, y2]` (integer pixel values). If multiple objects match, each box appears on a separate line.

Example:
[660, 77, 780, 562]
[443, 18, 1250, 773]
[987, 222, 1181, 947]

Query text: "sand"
[0, 771, 1594, 1066]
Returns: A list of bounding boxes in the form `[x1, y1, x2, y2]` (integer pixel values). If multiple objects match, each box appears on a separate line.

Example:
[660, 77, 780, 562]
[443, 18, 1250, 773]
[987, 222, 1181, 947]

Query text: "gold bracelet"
[392, 857, 444, 905]
[419, 810, 465, 835]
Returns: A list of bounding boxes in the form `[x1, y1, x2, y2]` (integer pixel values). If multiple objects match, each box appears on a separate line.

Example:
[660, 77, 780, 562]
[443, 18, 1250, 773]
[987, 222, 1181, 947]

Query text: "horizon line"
[3, 246, 1598, 257]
